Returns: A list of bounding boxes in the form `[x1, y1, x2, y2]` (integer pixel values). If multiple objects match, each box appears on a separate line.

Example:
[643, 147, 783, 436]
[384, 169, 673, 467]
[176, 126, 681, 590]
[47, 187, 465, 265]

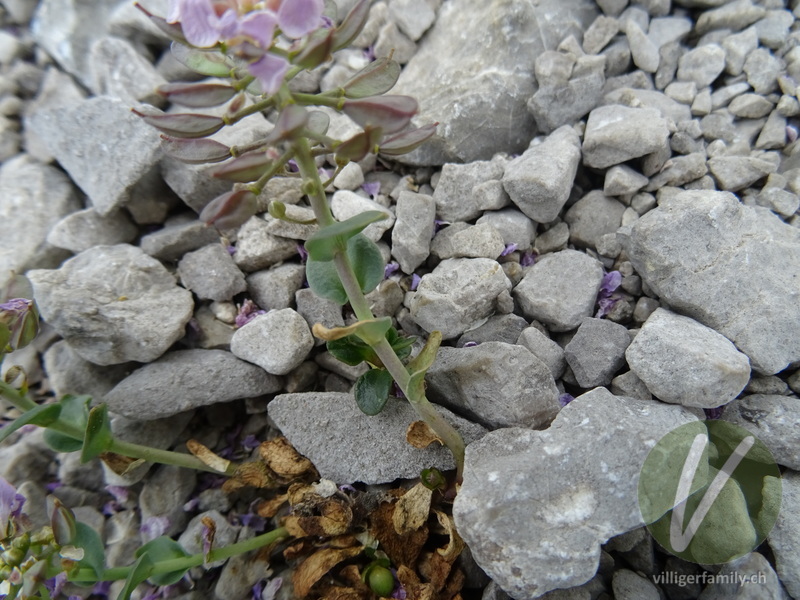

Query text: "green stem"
[69, 527, 289, 583]
[292, 142, 466, 480]
[0, 383, 232, 475]
[291, 92, 343, 110]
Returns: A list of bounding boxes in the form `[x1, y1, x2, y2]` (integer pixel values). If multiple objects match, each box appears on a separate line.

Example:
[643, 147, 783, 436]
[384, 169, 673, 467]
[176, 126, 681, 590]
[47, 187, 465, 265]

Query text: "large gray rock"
[0, 155, 80, 290]
[178, 244, 246, 302]
[43, 340, 130, 400]
[431, 223, 505, 260]
[31, 0, 118, 86]
[768, 470, 800, 599]
[620, 190, 800, 374]
[28, 244, 194, 366]
[26, 96, 162, 215]
[105, 349, 282, 420]
[513, 250, 605, 331]
[697, 552, 788, 600]
[46, 208, 138, 253]
[267, 392, 487, 484]
[503, 126, 582, 224]
[454, 388, 698, 599]
[426, 342, 559, 430]
[565, 317, 631, 388]
[230, 309, 314, 376]
[408, 258, 511, 339]
[721, 394, 800, 470]
[89, 36, 167, 106]
[433, 158, 509, 222]
[582, 105, 671, 169]
[626, 308, 750, 408]
[564, 190, 626, 250]
[393, 0, 597, 164]
[392, 190, 435, 274]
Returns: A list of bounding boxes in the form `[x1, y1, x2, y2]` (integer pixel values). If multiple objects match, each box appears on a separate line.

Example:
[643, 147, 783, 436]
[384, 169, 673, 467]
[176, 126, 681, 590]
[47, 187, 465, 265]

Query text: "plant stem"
[0, 383, 231, 475]
[292, 141, 466, 480]
[69, 527, 289, 583]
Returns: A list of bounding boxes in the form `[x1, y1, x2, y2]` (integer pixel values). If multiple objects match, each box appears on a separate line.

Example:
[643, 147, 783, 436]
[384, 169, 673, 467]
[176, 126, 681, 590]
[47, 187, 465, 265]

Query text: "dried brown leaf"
[392, 483, 433, 535]
[99, 452, 145, 476]
[283, 539, 312, 561]
[260, 436, 316, 479]
[256, 494, 288, 518]
[370, 498, 427, 568]
[293, 547, 362, 597]
[418, 551, 452, 592]
[187, 438, 232, 473]
[201, 516, 216, 558]
[406, 421, 444, 449]
[433, 510, 464, 561]
[222, 461, 274, 493]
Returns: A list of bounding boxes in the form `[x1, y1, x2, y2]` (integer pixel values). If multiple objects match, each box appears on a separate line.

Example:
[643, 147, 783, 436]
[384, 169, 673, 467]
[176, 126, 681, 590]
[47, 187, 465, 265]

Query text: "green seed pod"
[366, 565, 395, 597]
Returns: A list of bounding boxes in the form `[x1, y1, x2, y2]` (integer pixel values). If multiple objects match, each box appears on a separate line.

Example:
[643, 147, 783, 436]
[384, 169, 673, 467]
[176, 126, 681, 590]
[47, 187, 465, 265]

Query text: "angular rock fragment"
[626, 308, 750, 408]
[230, 309, 314, 376]
[105, 349, 281, 420]
[454, 388, 697, 599]
[582, 105, 670, 169]
[426, 342, 559, 430]
[267, 392, 487, 484]
[29, 244, 194, 365]
[620, 190, 800, 374]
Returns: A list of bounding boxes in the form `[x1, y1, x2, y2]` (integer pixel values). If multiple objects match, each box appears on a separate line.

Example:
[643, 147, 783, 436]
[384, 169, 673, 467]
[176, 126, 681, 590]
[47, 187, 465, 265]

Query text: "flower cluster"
[168, 0, 325, 93]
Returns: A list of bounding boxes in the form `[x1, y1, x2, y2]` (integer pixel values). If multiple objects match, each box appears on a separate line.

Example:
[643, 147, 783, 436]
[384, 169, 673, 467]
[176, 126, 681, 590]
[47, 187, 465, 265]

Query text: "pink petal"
[167, 0, 181, 23]
[216, 9, 240, 39]
[248, 53, 289, 95]
[178, 0, 221, 47]
[277, 0, 324, 38]
[238, 10, 279, 47]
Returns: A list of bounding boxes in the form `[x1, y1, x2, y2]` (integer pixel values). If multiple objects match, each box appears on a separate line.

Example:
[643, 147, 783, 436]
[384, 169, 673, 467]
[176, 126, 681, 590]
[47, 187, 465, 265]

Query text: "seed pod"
[378, 123, 438, 156]
[48, 497, 77, 547]
[199, 189, 258, 230]
[332, 0, 369, 51]
[213, 151, 274, 182]
[132, 107, 225, 139]
[156, 82, 237, 108]
[343, 56, 401, 99]
[335, 126, 382, 163]
[0, 298, 39, 352]
[160, 136, 231, 164]
[133, 3, 187, 44]
[342, 95, 417, 134]
[294, 28, 334, 70]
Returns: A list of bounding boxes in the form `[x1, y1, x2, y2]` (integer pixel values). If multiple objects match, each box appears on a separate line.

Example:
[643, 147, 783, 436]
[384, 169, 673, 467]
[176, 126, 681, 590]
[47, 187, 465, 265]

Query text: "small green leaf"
[307, 111, 330, 136]
[406, 332, 442, 400]
[306, 257, 347, 304]
[343, 56, 402, 99]
[354, 369, 393, 416]
[74, 522, 105, 579]
[0, 403, 61, 444]
[305, 211, 387, 261]
[43, 395, 90, 453]
[170, 43, 232, 77]
[116, 554, 154, 600]
[81, 404, 113, 463]
[386, 328, 415, 361]
[136, 537, 192, 586]
[347, 234, 384, 295]
[327, 336, 376, 366]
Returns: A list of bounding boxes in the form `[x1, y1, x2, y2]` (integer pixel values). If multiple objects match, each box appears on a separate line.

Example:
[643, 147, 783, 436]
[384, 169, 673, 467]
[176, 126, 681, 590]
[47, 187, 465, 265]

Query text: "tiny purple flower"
[392, 381, 405, 399]
[235, 299, 266, 328]
[226, 244, 236, 256]
[463, 341, 478, 347]
[384, 262, 400, 279]
[363, 45, 376, 62]
[183, 498, 200, 512]
[248, 52, 289, 96]
[92, 581, 112, 600]
[787, 125, 798, 144]
[241, 434, 261, 450]
[704, 406, 725, 420]
[410, 274, 421, 291]
[500, 243, 518, 257]
[433, 219, 450, 234]
[260, 577, 283, 600]
[0, 476, 25, 536]
[201, 522, 213, 556]
[238, 512, 267, 531]
[296, 243, 308, 263]
[44, 573, 68, 598]
[558, 393, 575, 408]
[140, 515, 170, 541]
[595, 270, 622, 318]
[520, 250, 537, 267]
[599, 271, 622, 295]
[287, 159, 299, 172]
[277, 0, 324, 37]
[45, 481, 63, 492]
[361, 181, 381, 199]
[105, 485, 130, 504]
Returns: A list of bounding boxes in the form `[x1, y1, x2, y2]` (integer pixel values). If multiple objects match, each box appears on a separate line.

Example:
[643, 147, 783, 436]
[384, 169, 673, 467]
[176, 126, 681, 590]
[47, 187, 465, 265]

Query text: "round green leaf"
[306, 257, 347, 305]
[347, 233, 384, 295]
[43, 395, 91, 453]
[136, 537, 192, 586]
[305, 211, 387, 261]
[74, 521, 105, 579]
[327, 336, 375, 366]
[354, 368, 393, 416]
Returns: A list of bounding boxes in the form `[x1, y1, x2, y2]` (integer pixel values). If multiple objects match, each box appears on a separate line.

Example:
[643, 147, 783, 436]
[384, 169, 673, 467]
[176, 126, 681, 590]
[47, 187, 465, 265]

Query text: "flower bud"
[199, 190, 258, 230]
[343, 95, 417, 134]
[378, 123, 438, 156]
[132, 107, 225, 139]
[0, 298, 39, 353]
[332, 0, 369, 51]
[161, 135, 231, 164]
[48, 497, 76, 547]
[213, 151, 274, 182]
[156, 82, 237, 108]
